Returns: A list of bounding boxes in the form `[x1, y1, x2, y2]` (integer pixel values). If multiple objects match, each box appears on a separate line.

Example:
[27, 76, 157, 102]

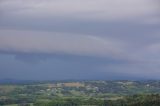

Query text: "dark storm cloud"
[0, 0, 160, 80]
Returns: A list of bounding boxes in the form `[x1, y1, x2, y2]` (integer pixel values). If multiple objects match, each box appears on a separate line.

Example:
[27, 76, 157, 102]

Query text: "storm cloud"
[0, 29, 124, 58]
[0, 0, 160, 80]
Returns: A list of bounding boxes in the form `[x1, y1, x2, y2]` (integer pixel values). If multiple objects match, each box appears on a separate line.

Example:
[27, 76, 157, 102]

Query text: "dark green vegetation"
[0, 80, 160, 106]
[34, 94, 160, 106]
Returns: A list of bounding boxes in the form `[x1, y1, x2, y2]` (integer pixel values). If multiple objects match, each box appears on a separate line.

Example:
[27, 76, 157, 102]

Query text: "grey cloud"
[0, 29, 125, 58]
[0, 0, 159, 22]
[102, 63, 160, 80]
[0, 53, 147, 80]
[0, 0, 160, 80]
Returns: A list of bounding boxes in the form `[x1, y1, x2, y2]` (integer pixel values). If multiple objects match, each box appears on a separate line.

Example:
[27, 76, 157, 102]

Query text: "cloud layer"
[0, 0, 160, 80]
[0, 0, 159, 20]
[0, 29, 124, 58]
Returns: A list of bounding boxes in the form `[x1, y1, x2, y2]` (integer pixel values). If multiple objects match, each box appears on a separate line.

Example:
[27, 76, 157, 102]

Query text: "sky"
[0, 0, 160, 80]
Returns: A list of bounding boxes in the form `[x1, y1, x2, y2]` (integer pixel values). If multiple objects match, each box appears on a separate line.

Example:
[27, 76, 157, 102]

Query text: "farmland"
[0, 80, 160, 106]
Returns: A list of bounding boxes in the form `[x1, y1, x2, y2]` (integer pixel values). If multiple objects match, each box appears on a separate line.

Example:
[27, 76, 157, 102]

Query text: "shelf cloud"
[0, 0, 160, 80]
[0, 29, 124, 58]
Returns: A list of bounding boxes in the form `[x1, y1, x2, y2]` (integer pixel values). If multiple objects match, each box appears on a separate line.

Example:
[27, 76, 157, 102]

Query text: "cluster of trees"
[0, 97, 34, 106]
[34, 98, 105, 106]
[116, 94, 160, 106]
[1, 94, 160, 106]
[34, 94, 160, 106]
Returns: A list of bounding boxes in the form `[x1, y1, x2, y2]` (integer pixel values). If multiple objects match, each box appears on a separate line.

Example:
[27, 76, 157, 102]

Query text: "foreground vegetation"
[33, 94, 160, 106]
[0, 80, 160, 106]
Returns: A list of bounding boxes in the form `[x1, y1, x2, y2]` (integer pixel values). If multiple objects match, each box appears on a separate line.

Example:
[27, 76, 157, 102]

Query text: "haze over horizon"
[0, 0, 160, 80]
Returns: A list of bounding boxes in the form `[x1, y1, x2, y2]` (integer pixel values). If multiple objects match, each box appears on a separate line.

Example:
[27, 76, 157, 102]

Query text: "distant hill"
[0, 79, 37, 84]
